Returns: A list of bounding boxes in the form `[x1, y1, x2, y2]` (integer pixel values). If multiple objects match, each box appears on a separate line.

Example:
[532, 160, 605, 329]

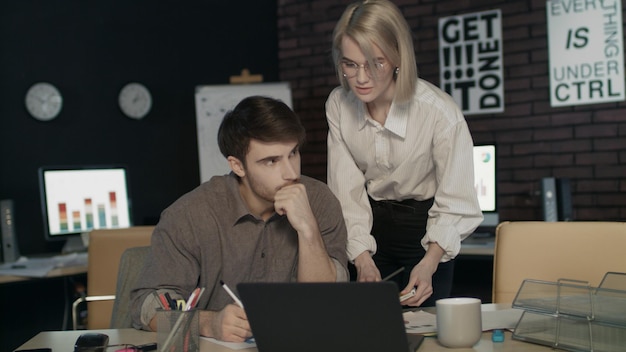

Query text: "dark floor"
[0, 273, 86, 352]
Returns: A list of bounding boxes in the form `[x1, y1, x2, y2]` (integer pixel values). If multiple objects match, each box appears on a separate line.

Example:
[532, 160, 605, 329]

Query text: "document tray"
[511, 272, 626, 352]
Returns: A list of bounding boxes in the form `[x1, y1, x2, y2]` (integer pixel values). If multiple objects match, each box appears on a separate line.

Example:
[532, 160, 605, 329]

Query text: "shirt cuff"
[331, 258, 349, 282]
[139, 293, 162, 330]
[346, 234, 378, 262]
[421, 224, 461, 262]
[139, 290, 183, 329]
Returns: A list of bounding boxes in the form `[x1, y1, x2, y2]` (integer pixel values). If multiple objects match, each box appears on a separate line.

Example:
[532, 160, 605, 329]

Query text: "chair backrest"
[492, 221, 626, 303]
[110, 246, 151, 328]
[87, 226, 154, 329]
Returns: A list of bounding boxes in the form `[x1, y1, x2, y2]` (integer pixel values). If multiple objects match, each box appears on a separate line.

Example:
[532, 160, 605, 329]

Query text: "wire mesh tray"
[511, 272, 626, 352]
[513, 311, 626, 352]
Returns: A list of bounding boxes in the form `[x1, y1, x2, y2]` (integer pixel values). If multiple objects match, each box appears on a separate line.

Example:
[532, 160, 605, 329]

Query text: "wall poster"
[194, 83, 292, 183]
[439, 9, 504, 115]
[547, 0, 624, 107]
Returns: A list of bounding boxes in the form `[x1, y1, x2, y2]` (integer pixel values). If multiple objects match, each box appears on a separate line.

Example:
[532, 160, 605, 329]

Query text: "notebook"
[237, 281, 424, 352]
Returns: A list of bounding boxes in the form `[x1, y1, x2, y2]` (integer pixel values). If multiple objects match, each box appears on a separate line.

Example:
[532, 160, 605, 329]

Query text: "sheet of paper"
[0, 252, 87, 277]
[201, 336, 256, 350]
[0, 257, 54, 277]
[481, 308, 523, 331]
[403, 310, 437, 334]
[403, 307, 523, 335]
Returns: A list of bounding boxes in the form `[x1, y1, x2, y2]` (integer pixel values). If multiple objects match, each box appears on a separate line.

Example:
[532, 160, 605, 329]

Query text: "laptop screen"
[238, 282, 423, 352]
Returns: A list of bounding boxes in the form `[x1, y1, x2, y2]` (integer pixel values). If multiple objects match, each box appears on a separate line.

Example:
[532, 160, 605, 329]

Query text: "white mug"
[436, 297, 482, 348]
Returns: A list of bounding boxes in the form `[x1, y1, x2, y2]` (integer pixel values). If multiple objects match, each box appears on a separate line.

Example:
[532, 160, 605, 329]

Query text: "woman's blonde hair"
[331, 0, 417, 103]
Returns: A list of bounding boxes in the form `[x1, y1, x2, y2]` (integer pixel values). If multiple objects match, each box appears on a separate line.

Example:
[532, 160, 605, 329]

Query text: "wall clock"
[118, 82, 152, 119]
[25, 82, 63, 121]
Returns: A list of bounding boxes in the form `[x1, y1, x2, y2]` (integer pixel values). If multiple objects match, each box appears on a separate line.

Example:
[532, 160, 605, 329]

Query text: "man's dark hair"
[217, 96, 306, 164]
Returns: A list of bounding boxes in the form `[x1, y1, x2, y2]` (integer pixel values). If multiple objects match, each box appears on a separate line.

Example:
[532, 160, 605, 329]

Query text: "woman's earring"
[342, 73, 348, 78]
[395, 67, 400, 75]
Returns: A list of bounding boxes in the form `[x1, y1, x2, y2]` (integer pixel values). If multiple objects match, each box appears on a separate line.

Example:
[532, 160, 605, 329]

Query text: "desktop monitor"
[38, 165, 132, 252]
[473, 145, 499, 228]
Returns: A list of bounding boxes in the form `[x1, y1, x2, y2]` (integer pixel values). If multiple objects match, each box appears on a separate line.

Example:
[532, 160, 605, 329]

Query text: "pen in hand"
[220, 280, 244, 308]
[220, 281, 255, 343]
[382, 267, 404, 282]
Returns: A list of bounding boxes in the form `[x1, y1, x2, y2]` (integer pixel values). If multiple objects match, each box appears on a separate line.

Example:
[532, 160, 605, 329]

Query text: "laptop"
[237, 281, 424, 352]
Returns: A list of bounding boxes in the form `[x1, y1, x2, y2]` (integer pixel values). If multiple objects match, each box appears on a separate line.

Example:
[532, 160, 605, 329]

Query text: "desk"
[15, 329, 553, 352]
[0, 251, 88, 284]
[460, 235, 495, 257]
[0, 265, 87, 284]
[16, 306, 551, 352]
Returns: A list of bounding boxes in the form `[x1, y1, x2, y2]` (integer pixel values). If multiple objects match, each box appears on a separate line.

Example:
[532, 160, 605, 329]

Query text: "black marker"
[382, 267, 404, 281]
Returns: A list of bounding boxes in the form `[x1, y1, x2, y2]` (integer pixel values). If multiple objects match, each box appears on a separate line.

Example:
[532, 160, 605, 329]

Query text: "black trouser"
[350, 197, 454, 307]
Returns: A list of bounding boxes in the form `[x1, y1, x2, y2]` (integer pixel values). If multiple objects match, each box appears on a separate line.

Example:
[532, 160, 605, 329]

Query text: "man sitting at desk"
[130, 96, 349, 342]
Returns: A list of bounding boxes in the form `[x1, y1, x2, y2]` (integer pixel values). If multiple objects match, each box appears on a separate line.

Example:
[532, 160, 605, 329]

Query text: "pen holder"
[157, 309, 199, 352]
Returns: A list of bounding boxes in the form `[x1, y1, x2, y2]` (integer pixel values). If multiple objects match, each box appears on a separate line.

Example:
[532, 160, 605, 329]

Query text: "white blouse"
[325, 78, 483, 262]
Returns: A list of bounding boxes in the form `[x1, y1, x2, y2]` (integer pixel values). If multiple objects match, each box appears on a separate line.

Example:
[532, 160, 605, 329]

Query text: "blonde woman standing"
[326, 0, 483, 307]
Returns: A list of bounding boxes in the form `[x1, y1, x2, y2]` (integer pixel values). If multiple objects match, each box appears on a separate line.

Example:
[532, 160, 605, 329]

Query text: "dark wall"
[278, 0, 626, 222]
[0, 0, 279, 255]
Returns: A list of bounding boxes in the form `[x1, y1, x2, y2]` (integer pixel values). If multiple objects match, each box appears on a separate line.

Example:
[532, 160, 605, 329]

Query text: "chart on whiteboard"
[194, 83, 292, 183]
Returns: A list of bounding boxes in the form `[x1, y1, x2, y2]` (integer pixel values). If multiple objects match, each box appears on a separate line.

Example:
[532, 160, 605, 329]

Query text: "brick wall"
[277, 0, 626, 222]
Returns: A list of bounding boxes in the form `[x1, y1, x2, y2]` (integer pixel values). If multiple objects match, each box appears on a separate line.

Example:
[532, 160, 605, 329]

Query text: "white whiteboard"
[194, 82, 292, 183]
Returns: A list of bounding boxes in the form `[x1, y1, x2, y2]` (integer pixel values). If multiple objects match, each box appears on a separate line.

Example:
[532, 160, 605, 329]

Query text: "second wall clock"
[118, 82, 152, 119]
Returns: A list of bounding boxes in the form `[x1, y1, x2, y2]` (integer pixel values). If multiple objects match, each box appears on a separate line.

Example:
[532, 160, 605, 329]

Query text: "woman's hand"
[354, 251, 382, 282]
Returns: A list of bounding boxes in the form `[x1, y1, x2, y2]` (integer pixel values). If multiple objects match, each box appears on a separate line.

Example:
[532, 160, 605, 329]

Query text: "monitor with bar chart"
[38, 165, 132, 251]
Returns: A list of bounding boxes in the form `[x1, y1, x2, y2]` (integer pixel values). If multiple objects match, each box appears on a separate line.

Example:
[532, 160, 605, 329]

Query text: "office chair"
[109, 245, 151, 328]
[72, 226, 154, 329]
[492, 221, 626, 303]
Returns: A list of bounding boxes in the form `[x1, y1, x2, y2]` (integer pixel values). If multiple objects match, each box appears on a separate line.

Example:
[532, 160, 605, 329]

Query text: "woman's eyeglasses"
[340, 60, 386, 78]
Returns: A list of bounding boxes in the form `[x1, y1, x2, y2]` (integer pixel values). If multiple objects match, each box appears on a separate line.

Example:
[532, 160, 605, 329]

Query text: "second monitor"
[473, 144, 498, 229]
